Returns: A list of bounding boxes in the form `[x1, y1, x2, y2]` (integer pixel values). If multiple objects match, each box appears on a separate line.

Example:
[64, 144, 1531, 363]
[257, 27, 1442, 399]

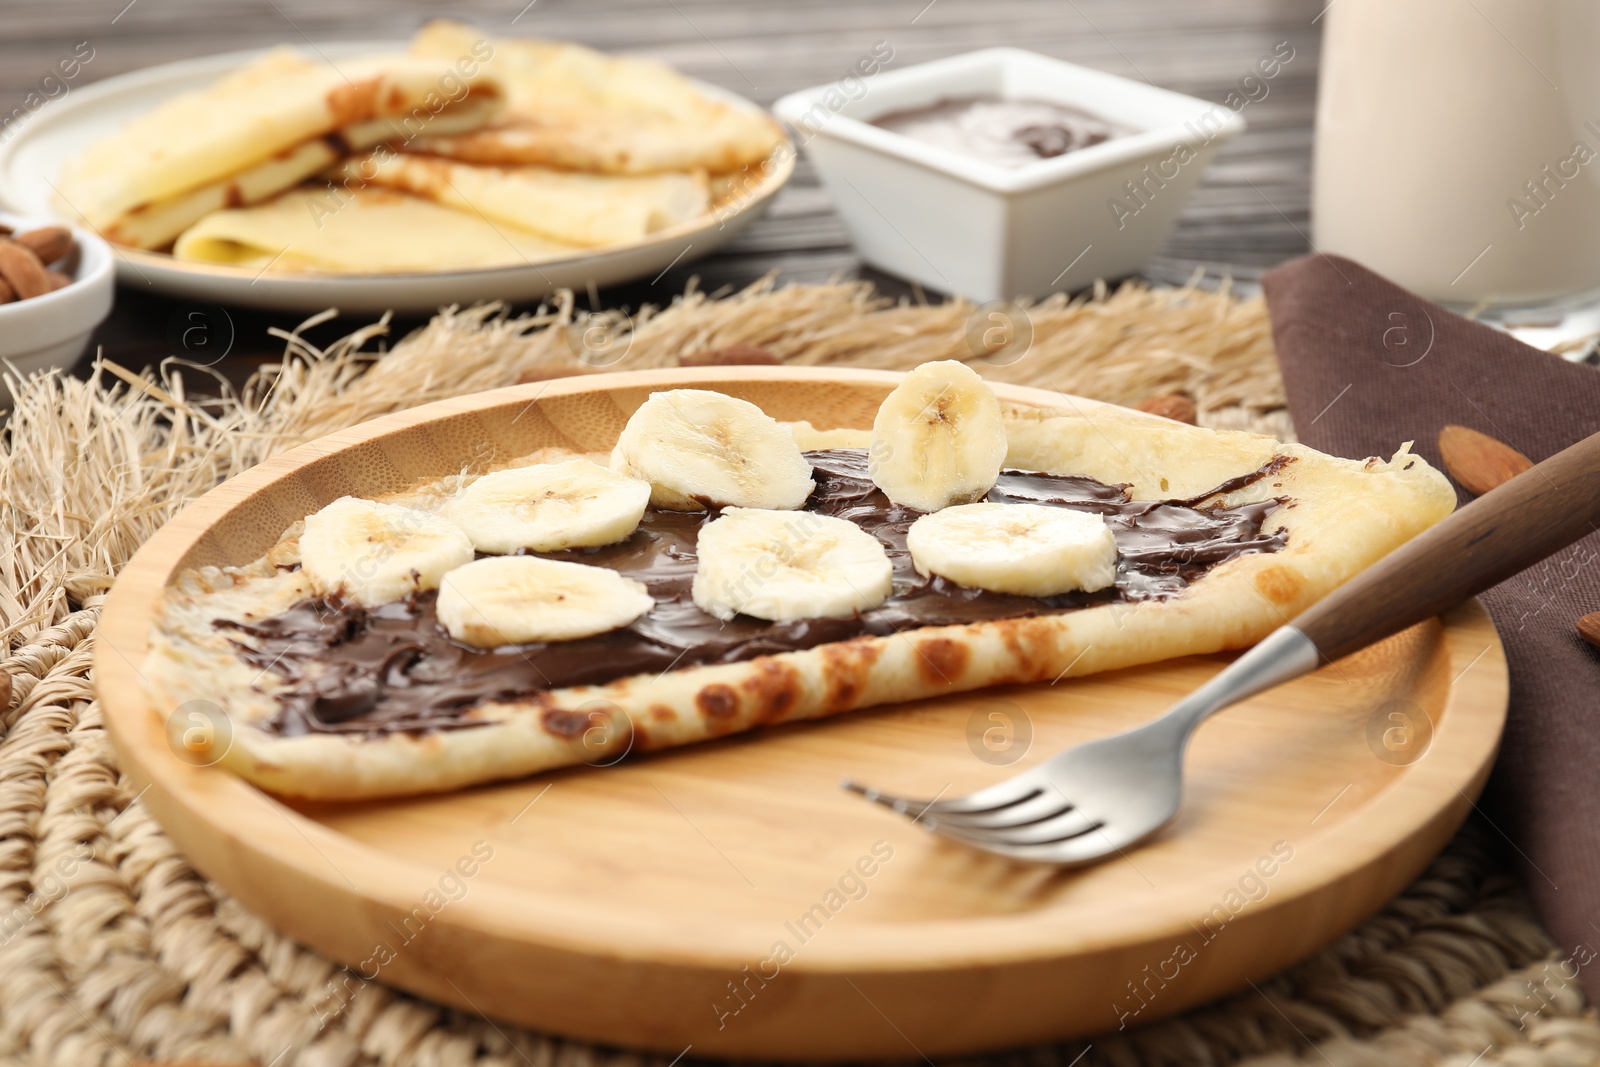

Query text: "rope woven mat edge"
[0, 278, 1593, 1067]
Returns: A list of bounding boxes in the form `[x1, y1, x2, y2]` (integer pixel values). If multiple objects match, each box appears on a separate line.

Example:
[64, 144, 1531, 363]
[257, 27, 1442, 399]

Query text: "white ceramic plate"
[0, 43, 792, 314]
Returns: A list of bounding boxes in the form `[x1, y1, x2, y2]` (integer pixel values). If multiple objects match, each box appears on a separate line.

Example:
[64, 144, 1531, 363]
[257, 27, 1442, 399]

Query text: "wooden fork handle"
[1293, 429, 1600, 662]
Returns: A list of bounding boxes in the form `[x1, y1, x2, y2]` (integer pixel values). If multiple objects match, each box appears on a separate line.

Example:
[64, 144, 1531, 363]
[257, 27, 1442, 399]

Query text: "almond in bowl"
[0, 223, 77, 302]
[0, 213, 114, 381]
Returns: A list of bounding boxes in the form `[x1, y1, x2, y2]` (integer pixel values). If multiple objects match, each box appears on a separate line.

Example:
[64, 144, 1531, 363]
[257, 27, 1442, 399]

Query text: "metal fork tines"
[842, 628, 1322, 866]
[843, 778, 1108, 854]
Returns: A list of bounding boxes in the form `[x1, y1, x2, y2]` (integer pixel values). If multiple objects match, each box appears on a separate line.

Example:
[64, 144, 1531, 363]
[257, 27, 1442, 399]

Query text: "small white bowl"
[0, 211, 114, 378]
[774, 48, 1245, 302]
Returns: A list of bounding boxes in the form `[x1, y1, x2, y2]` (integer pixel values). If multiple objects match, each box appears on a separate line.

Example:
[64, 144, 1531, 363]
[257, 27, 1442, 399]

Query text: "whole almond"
[679, 342, 780, 367]
[1438, 424, 1532, 496]
[0, 670, 10, 712]
[0, 240, 49, 299]
[1136, 393, 1198, 424]
[46, 270, 72, 291]
[55, 241, 81, 276]
[16, 225, 72, 265]
[1579, 612, 1600, 651]
[0, 276, 14, 303]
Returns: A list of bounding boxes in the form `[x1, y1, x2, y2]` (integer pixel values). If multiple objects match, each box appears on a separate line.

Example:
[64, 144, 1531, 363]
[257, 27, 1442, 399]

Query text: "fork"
[844, 430, 1600, 864]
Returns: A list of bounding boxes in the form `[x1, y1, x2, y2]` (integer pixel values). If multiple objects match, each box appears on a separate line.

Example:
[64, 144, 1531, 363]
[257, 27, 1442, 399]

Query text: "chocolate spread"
[217, 450, 1290, 737]
[870, 96, 1129, 167]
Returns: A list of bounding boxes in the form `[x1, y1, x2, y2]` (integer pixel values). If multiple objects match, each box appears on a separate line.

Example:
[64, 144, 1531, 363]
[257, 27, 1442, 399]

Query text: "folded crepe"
[172, 185, 581, 274]
[56, 47, 505, 250]
[336, 150, 709, 247]
[405, 20, 785, 175]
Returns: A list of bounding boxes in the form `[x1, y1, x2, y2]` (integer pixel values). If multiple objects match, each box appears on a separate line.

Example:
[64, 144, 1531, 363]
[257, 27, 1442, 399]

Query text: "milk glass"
[1314, 0, 1600, 324]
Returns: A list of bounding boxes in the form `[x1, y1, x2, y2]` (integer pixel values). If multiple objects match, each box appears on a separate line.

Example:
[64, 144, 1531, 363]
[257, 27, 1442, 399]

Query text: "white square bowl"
[774, 48, 1245, 302]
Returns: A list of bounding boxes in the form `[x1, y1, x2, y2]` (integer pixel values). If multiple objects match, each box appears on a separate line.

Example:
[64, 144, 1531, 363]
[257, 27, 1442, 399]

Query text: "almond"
[1438, 424, 1532, 496]
[1579, 612, 1600, 652]
[16, 225, 72, 265]
[0, 670, 9, 712]
[46, 270, 71, 291]
[0, 276, 14, 304]
[0, 240, 49, 299]
[1136, 393, 1197, 424]
[679, 342, 780, 367]
[55, 241, 81, 276]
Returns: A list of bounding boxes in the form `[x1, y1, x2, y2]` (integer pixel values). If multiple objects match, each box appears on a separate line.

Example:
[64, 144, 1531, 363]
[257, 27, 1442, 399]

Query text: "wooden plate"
[95, 368, 1507, 1061]
[0, 44, 790, 314]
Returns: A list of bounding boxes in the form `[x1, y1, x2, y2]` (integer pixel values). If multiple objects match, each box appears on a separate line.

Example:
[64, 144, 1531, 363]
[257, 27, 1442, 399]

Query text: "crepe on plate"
[333, 150, 710, 247]
[405, 20, 786, 175]
[56, 48, 505, 250]
[172, 186, 582, 273]
[142, 377, 1456, 801]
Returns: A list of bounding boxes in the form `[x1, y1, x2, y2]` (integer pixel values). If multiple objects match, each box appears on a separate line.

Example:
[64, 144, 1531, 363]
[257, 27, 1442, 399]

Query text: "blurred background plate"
[0, 42, 792, 314]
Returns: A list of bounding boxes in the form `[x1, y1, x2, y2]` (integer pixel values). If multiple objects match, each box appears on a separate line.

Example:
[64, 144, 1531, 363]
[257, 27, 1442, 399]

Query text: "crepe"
[405, 20, 786, 174]
[336, 150, 710, 247]
[142, 406, 1457, 801]
[172, 185, 581, 273]
[56, 47, 505, 249]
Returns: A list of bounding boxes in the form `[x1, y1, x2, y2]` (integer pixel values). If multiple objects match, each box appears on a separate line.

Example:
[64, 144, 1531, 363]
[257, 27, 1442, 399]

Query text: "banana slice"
[869, 360, 1008, 512]
[906, 502, 1119, 596]
[448, 459, 651, 554]
[611, 389, 814, 511]
[299, 496, 474, 607]
[692, 507, 893, 622]
[437, 556, 654, 647]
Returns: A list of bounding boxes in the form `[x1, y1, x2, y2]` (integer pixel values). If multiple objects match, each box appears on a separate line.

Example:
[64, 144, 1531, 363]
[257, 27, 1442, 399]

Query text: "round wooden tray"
[96, 368, 1507, 1061]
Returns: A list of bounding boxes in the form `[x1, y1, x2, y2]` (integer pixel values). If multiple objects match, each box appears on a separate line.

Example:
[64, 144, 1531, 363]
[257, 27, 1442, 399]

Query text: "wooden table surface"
[0, 0, 1323, 377]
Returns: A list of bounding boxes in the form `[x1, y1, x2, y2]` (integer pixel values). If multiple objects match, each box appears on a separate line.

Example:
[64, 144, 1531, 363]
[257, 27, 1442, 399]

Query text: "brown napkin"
[1263, 253, 1600, 996]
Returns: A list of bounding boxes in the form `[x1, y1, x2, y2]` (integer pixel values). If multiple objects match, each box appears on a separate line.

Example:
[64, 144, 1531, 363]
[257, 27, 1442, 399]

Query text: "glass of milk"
[1313, 0, 1600, 350]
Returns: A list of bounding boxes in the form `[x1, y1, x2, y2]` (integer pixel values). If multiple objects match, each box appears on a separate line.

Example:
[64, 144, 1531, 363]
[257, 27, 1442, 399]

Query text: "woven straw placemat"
[0, 279, 1593, 1067]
